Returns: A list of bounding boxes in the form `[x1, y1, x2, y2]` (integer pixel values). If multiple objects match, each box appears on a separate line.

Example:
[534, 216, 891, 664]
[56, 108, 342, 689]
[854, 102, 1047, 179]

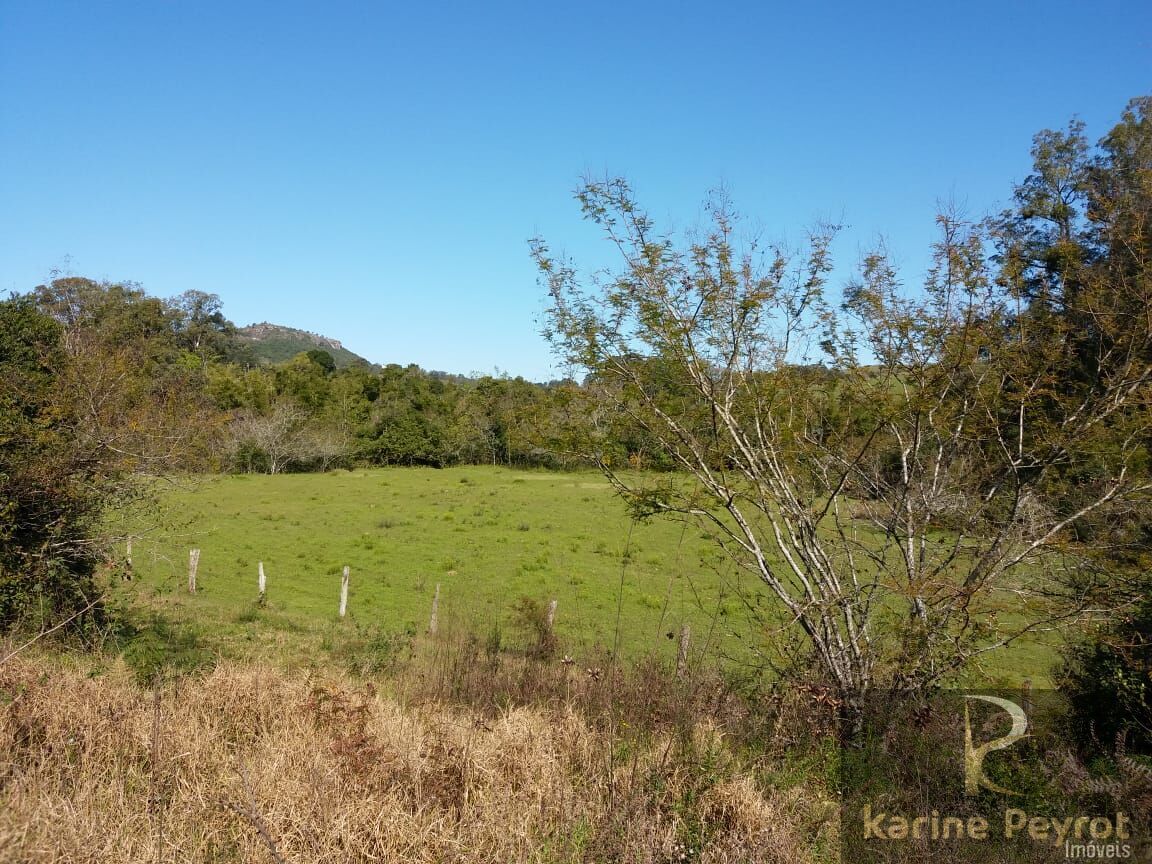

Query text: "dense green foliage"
[995, 96, 1152, 752]
[7, 275, 590, 477]
[990, 96, 1152, 566]
[0, 297, 114, 630]
[1058, 595, 1152, 754]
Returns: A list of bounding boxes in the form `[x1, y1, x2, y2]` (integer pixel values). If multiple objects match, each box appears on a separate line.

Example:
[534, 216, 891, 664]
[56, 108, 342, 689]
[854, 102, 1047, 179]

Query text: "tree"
[989, 97, 1152, 570]
[0, 296, 121, 631]
[533, 166, 1152, 731]
[28, 276, 226, 472]
[229, 400, 343, 474]
[170, 289, 236, 363]
[304, 348, 337, 374]
[359, 364, 452, 466]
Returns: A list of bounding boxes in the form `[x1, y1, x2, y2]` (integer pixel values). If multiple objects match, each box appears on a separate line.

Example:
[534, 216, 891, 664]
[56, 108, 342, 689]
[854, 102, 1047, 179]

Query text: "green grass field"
[112, 465, 1060, 684]
[115, 466, 753, 666]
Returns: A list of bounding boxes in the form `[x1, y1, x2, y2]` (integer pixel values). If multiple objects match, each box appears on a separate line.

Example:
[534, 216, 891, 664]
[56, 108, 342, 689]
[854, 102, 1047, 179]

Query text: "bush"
[510, 597, 557, 659]
[0, 296, 116, 633]
[331, 623, 416, 676]
[1057, 592, 1152, 754]
[121, 615, 214, 686]
[230, 439, 271, 474]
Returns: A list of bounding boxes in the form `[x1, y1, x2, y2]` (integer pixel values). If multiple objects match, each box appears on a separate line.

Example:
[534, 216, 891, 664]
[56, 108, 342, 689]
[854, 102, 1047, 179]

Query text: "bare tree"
[533, 178, 1152, 730]
[229, 400, 344, 474]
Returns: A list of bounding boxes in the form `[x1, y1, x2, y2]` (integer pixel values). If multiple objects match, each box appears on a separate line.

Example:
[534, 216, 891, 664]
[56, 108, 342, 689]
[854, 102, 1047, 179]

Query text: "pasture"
[116, 467, 738, 665]
[113, 466, 1056, 683]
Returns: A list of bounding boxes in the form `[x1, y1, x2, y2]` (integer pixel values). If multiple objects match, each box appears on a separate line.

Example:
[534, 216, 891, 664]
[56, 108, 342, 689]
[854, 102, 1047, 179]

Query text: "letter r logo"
[964, 695, 1028, 796]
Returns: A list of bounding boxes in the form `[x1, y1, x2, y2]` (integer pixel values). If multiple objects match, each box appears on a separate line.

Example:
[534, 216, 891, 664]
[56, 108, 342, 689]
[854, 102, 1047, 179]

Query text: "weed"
[121, 615, 214, 686]
[330, 624, 415, 675]
[511, 597, 558, 659]
[235, 604, 262, 624]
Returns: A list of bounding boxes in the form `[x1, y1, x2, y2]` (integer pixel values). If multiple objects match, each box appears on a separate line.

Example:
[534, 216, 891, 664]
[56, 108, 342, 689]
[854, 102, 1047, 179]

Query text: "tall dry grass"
[0, 652, 835, 863]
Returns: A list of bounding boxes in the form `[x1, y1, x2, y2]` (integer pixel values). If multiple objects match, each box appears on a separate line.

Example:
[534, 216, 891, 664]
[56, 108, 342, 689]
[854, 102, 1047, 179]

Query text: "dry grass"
[0, 652, 835, 863]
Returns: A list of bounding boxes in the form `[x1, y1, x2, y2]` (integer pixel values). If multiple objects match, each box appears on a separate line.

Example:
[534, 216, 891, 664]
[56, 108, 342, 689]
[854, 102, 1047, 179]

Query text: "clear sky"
[1, 1, 1149, 380]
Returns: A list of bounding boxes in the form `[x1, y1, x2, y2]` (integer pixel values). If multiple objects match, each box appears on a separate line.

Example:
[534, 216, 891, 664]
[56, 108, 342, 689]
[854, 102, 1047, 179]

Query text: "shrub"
[121, 615, 214, 686]
[510, 597, 557, 659]
[1057, 593, 1152, 754]
[331, 623, 416, 676]
[0, 297, 114, 633]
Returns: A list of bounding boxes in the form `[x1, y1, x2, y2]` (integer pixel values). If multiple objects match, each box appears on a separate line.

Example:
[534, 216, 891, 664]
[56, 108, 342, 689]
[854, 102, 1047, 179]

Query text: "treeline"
[210, 357, 573, 473]
[6, 276, 608, 476]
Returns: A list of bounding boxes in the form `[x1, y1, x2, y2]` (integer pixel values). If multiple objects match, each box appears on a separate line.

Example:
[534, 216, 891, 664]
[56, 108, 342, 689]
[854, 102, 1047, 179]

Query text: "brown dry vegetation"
[0, 649, 836, 863]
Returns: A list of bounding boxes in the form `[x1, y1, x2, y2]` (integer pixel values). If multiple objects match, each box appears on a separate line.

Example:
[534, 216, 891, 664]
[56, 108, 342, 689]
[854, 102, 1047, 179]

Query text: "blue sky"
[1, 1, 1149, 379]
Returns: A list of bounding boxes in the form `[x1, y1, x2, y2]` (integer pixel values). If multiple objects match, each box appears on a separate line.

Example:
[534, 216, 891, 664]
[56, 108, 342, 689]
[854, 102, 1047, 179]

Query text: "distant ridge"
[236, 322, 371, 368]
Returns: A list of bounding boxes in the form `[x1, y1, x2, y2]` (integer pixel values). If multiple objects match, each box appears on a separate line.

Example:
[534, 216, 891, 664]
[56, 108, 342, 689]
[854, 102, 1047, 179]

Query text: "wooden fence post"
[339, 566, 350, 618]
[546, 599, 557, 630]
[188, 549, 200, 594]
[676, 623, 690, 678]
[428, 583, 441, 634]
[258, 561, 266, 603]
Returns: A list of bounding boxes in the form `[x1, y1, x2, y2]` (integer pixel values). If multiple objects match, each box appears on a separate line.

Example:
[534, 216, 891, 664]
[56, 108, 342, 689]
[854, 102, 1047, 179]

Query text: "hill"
[235, 322, 371, 368]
